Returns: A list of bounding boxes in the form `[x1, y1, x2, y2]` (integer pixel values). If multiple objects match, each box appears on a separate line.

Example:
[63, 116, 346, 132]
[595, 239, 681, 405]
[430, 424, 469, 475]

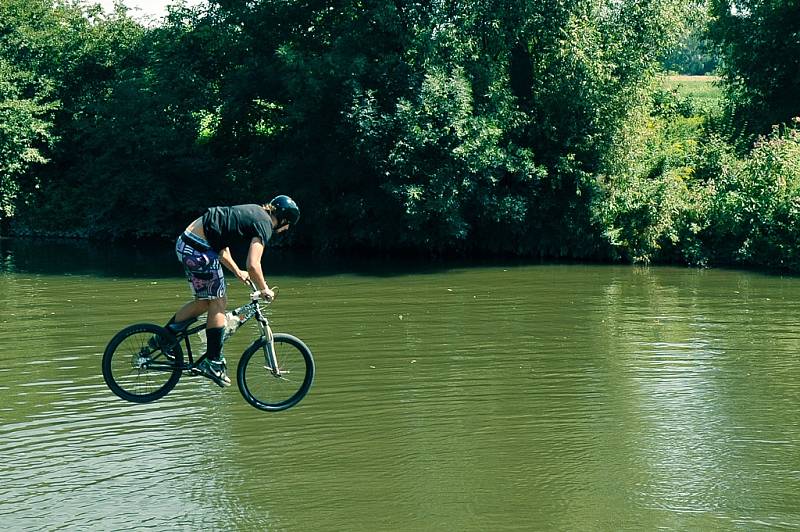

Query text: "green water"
[1, 239, 799, 530]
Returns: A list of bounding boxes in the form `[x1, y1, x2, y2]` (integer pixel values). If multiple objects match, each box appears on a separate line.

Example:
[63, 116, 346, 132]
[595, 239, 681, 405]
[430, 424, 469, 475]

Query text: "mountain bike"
[101, 283, 315, 412]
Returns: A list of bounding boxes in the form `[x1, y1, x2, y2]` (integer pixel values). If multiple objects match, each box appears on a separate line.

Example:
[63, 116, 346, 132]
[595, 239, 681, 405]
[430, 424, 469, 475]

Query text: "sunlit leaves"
[708, 0, 800, 136]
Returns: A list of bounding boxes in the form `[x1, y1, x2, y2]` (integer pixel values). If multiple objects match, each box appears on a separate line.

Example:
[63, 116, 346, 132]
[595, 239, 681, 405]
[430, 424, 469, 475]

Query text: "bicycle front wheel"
[237, 333, 315, 412]
[102, 323, 183, 403]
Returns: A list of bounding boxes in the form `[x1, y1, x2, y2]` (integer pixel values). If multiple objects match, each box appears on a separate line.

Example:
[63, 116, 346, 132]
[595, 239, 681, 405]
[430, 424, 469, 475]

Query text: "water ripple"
[1, 266, 799, 529]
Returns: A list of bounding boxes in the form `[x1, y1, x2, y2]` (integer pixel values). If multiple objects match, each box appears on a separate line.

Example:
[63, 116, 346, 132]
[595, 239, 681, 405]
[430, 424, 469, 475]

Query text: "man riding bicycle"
[165, 195, 300, 387]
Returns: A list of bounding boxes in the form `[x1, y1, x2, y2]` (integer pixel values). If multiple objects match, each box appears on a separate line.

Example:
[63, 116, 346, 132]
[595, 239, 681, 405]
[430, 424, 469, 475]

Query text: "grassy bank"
[663, 74, 723, 111]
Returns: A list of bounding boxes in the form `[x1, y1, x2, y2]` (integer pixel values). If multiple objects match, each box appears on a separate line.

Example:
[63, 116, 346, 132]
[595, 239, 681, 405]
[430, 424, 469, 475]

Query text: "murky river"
[1, 238, 798, 530]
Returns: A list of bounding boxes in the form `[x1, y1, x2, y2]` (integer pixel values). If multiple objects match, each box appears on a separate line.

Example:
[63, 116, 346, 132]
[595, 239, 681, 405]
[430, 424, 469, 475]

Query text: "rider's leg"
[204, 296, 228, 361]
[173, 299, 211, 324]
[200, 296, 232, 385]
[161, 299, 210, 333]
[174, 233, 230, 386]
[206, 296, 227, 328]
[174, 232, 222, 330]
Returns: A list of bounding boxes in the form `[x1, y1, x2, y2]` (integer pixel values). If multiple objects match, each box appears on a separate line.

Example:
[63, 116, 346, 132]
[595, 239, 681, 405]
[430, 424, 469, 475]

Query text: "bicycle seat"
[167, 317, 198, 333]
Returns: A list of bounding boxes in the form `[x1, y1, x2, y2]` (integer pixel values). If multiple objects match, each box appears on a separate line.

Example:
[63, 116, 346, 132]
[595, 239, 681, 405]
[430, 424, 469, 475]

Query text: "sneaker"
[197, 357, 231, 388]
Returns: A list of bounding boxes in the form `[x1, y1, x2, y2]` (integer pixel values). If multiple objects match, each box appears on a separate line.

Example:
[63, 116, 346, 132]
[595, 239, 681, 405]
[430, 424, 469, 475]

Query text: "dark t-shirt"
[202, 204, 273, 254]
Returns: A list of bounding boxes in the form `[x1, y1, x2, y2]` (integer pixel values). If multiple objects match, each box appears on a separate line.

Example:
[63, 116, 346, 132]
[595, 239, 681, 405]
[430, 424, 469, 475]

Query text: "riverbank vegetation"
[1, 0, 798, 270]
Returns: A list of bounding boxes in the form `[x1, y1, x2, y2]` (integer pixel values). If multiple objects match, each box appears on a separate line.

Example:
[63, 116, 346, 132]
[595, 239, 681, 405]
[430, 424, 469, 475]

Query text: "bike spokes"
[102, 324, 183, 403]
[237, 334, 314, 411]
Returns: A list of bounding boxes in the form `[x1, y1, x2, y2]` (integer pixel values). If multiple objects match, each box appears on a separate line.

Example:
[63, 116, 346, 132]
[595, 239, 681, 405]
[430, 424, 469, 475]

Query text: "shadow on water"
[1, 237, 176, 278]
[0, 237, 555, 279]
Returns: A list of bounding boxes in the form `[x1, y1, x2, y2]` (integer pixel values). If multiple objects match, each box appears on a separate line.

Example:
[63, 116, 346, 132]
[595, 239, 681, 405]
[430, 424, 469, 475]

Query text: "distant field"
[663, 75, 723, 110]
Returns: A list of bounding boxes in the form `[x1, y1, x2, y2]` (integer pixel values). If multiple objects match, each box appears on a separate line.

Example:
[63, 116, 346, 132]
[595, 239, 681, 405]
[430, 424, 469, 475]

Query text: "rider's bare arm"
[246, 237, 275, 300]
[220, 247, 249, 283]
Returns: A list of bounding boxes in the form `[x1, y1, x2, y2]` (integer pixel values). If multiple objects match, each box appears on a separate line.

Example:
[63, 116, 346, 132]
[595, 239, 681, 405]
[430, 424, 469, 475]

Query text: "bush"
[595, 82, 710, 265]
[706, 120, 800, 269]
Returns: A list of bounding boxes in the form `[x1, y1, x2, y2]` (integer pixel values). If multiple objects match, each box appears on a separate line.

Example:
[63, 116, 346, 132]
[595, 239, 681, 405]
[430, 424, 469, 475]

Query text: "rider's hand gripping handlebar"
[246, 279, 275, 302]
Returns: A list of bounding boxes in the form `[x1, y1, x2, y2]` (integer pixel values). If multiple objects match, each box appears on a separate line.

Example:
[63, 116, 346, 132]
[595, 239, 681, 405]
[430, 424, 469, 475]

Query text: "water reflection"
[0, 236, 480, 278]
[0, 236, 169, 277]
[0, 241, 799, 529]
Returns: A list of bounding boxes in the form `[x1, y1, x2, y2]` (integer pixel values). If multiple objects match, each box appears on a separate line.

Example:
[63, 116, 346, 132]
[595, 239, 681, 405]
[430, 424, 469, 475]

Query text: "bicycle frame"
[168, 289, 282, 377]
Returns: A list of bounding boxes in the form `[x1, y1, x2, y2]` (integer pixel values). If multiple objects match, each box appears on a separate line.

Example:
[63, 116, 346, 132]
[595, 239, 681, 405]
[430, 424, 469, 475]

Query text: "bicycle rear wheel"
[237, 333, 315, 412]
[102, 323, 183, 403]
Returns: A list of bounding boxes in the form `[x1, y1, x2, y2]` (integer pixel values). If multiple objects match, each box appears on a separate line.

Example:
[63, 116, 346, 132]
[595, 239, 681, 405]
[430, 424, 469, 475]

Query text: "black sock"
[206, 326, 224, 361]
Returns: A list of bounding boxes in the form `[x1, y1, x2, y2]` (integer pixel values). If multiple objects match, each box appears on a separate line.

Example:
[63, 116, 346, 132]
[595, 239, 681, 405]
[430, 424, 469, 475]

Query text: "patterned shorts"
[175, 231, 226, 300]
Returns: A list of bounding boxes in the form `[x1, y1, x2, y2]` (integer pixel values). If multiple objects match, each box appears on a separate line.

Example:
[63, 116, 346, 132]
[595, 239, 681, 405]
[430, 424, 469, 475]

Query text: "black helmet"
[269, 195, 300, 227]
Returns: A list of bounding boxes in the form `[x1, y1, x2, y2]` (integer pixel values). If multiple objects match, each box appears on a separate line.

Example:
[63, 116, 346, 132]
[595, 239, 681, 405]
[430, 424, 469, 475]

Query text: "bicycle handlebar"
[246, 279, 275, 302]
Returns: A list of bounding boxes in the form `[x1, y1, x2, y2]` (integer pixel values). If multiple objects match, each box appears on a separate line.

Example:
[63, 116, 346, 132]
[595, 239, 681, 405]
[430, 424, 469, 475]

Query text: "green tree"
[709, 0, 800, 136]
[0, 57, 55, 224]
[4, 0, 709, 264]
[661, 1, 717, 75]
[11, 1, 225, 237]
[662, 28, 718, 75]
[344, 0, 695, 256]
[0, 0, 67, 229]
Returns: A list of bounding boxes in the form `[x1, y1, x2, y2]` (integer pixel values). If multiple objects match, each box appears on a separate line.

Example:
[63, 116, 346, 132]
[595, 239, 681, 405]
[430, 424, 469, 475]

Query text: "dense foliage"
[708, 0, 800, 137]
[0, 0, 799, 271]
[660, 2, 716, 75]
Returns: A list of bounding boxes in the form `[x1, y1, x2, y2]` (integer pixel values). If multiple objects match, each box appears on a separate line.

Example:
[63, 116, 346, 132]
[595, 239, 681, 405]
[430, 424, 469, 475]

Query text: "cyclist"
[165, 195, 300, 387]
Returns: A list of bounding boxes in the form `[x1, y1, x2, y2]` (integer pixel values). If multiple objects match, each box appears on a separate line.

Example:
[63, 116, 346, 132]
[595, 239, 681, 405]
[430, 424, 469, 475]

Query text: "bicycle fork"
[262, 324, 282, 378]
